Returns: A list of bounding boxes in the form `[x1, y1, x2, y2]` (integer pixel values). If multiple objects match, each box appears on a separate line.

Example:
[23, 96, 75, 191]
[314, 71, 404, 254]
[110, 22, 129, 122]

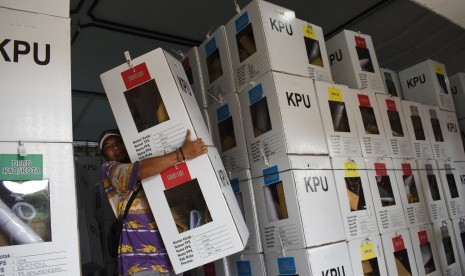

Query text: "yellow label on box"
[435, 64, 444, 75]
[303, 24, 317, 40]
[344, 161, 359, 177]
[361, 242, 376, 261]
[328, 87, 343, 102]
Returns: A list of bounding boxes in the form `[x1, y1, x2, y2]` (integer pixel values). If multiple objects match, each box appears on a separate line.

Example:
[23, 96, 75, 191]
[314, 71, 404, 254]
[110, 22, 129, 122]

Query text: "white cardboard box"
[417, 159, 449, 223]
[195, 258, 230, 276]
[431, 220, 462, 276]
[251, 155, 345, 253]
[238, 72, 328, 166]
[402, 100, 434, 159]
[348, 235, 389, 276]
[228, 253, 267, 276]
[225, 0, 309, 92]
[182, 47, 207, 109]
[364, 158, 407, 234]
[264, 243, 354, 276]
[376, 94, 414, 159]
[409, 224, 442, 276]
[0, 8, 72, 142]
[0, 0, 69, 18]
[450, 72, 465, 120]
[100, 48, 214, 160]
[331, 157, 379, 240]
[399, 59, 455, 112]
[326, 29, 385, 92]
[380, 229, 419, 276]
[351, 90, 390, 158]
[436, 160, 465, 219]
[451, 218, 465, 276]
[0, 142, 81, 275]
[141, 147, 248, 273]
[208, 93, 250, 173]
[296, 19, 332, 82]
[459, 119, 465, 153]
[392, 159, 429, 227]
[314, 81, 362, 157]
[422, 105, 449, 160]
[202, 108, 212, 135]
[198, 26, 236, 107]
[380, 68, 404, 99]
[230, 170, 262, 254]
[439, 110, 465, 161]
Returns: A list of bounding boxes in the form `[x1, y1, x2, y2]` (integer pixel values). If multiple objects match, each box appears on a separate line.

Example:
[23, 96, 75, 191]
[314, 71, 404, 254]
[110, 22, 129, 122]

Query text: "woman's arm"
[137, 129, 208, 180]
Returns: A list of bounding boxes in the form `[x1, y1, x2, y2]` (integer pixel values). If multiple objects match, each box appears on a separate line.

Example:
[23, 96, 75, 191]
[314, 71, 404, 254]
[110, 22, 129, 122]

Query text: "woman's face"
[102, 135, 130, 163]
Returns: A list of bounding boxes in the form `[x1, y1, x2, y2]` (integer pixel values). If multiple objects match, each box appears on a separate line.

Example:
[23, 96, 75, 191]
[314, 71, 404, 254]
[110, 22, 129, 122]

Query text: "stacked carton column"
[0, 3, 82, 276]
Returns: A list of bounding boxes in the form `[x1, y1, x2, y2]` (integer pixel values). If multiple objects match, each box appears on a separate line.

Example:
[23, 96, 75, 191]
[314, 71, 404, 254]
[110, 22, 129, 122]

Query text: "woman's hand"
[181, 129, 208, 160]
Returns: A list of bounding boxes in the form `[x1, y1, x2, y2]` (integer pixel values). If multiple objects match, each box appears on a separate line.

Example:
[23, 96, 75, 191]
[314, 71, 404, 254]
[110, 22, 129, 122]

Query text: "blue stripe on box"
[248, 83, 263, 105]
[216, 104, 230, 123]
[235, 12, 250, 33]
[230, 178, 240, 194]
[237, 261, 252, 276]
[278, 257, 296, 275]
[263, 165, 279, 185]
[205, 37, 217, 56]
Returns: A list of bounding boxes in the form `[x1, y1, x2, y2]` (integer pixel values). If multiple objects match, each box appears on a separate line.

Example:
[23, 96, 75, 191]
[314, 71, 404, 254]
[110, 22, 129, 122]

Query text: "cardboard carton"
[392, 159, 429, 227]
[351, 90, 390, 157]
[238, 72, 328, 166]
[439, 110, 465, 161]
[208, 93, 250, 173]
[436, 160, 465, 219]
[182, 47, 207, 108]
[364, 158, 407, 234]
[449, 72, 465, 120]
[347, 235, 389, 276]
[264, 243, 354, 276]
[326, 29, 385, 92]
[399, 59, 455, 112]
[409, 224, 442, 276]
[198, 26, 235, 107]
[296, 19, 332, 82]
[0, 8, 72, 142]
[416, 160, 449, 223]
[0, 0, 69, 18]
[422, 105, 449, 160]
[375, 94, 414, 159]
[314, 81, 362, 157]
[380, 68, 404, 99]
[331, 157, 379, 240]
[402, 100, 434, 159]
[0, 142, 80, 275]
[431, 220, 461, 275]
[225, 0, 309, 91]
[251, 155, 345, 252]
[380, 229, 419, 276]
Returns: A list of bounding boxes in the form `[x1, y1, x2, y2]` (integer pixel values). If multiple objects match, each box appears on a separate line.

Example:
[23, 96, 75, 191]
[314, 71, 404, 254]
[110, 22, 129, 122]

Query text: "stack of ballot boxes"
[100, 48, 249, 273]
[0, 5, 82, 276]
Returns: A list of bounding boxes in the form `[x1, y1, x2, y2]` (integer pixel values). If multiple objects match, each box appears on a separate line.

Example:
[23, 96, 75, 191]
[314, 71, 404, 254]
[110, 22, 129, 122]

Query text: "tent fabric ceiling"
[70, 0, 465, 141]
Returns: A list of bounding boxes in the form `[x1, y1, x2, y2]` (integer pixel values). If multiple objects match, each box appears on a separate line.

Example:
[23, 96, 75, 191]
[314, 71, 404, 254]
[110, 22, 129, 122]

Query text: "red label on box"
[204, 262, 216, 276]
[392, 236, 405, 252]
[161, 162, 192, 190]
[375, 163, 387, 176]
[386, 99, 397, 111]
[418, 230, 428, 245]
[358, 94, 371, 107]
[121, 63, 151, 90]
[182, 57, 190, 71]
[402, 163, 412, 176]
[355, 36, 367, 49]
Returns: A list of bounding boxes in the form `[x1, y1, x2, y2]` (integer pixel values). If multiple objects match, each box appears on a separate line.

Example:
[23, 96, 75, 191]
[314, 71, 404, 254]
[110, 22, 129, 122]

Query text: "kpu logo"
[305, 176, 329, 193]
[177, 76, 192, 96]
[0, 39, 50, 65]
[286, 92, 311, 108]
[406, 74, 426, 88]
[447, 122, 457, 133]
[329, 49, 342, 65]
[269, 18, 293, 35]
[322, 266, 346, 276]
